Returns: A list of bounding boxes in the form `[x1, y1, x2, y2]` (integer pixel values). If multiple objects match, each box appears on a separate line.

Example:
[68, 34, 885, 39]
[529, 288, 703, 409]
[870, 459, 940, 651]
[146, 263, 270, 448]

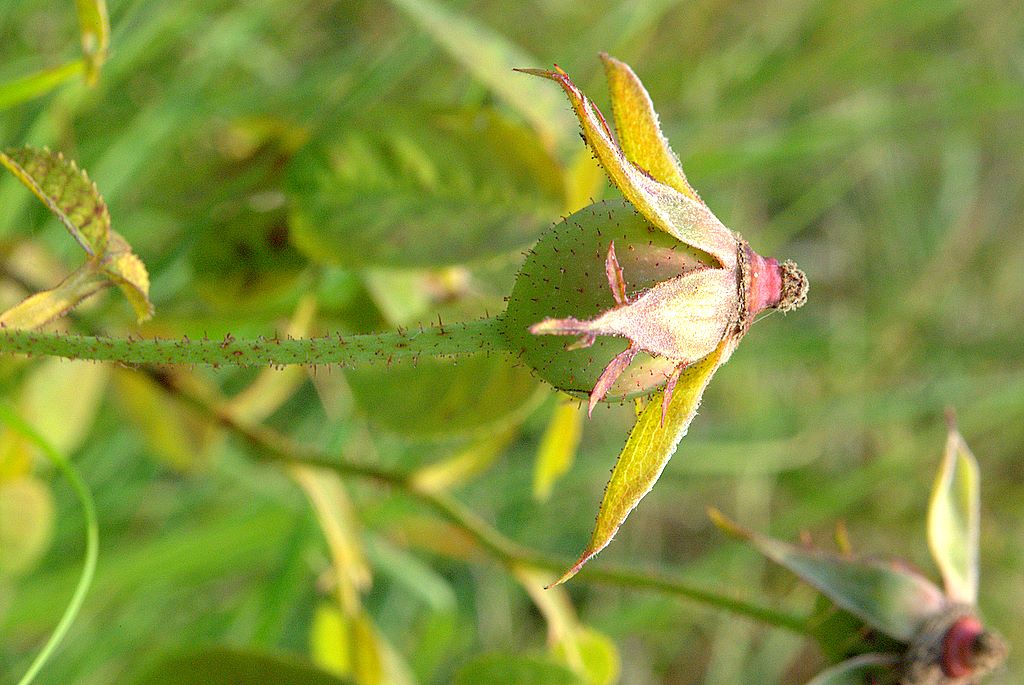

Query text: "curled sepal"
[803, 653, 898, 685]
[709, 509, 948, 641]
[0, 147, 109, 256]
[515, 64, 737, 269]
[599, 53, 701, 204]
[549, 340, 728, 586]
[927, 415, 980, 605]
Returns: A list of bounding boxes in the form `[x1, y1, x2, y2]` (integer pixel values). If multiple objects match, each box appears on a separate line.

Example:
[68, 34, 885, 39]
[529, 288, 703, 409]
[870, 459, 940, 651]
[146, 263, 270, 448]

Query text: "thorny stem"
[167, 374, 812, 636]
[0, 318, 507, 367]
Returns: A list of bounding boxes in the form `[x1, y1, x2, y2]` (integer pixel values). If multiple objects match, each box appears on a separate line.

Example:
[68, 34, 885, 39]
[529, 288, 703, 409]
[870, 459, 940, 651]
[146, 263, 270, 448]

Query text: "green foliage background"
[1, 1, 1022, 683]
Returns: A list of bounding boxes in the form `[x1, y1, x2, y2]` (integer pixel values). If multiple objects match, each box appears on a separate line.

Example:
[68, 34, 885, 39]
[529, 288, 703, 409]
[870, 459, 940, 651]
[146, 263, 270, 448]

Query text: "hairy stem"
[0, 318, 506, 366]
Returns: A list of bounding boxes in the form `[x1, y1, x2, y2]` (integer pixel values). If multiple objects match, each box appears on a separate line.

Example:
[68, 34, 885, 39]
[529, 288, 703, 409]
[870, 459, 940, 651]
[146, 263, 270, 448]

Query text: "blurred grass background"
[1, 0, 1022, 683]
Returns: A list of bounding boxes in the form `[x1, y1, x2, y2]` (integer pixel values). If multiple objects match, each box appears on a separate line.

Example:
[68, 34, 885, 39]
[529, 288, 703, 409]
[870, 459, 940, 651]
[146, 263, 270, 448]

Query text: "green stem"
[0, 404, 99, 685]
[175, 379, 810, 636]
[0, 317, 507, 367]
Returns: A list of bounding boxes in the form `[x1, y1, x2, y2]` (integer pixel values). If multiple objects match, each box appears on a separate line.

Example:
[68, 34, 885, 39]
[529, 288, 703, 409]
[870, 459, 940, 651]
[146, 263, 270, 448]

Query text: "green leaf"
[0, 147, 110, 256]
[74, 0, 110, 85]
[383, 0, 575, 149]
[803, 654, 897, 685]
[345, 352, 541, 439]
[551, 340, 727, 585]
[454, 653, 584, 685]
[0, 476, 55, 577]
[710, 509, 948, 642]
[287, 108, 564, 268]
[0, 61, 85, 111]
[134, 646, 352, 685]
[927, 419, 980, 604]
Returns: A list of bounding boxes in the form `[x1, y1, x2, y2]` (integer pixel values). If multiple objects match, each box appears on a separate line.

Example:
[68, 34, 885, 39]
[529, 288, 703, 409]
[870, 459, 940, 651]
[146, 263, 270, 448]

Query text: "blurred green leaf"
[552, 341, 727, 585]
[454, 653, 584, 685]
[134, 646, 351, 685]
[345, 352, 541, 439]
[710, 509, 947, 642]
[803, 654, 897, 685]
[554, 627, 620, 685]
[363, 536, 456, 612]
[74, 0, 110, 85]
[927, 419, 980, 604]
[383, 0, 575, 149]
[287, 108, 564, 268]
[0, 476, 55, 577]
[187, 119, 309, 308]
[0, 61, 85, 111]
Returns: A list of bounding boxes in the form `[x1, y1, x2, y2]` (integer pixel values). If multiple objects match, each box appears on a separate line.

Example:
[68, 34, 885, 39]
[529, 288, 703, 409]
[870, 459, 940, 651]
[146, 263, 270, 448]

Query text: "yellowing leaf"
[710, 509, 947, 642]
[74, 0, 110, 85]
[0, 262, 107, 329]
[113, 370, 213, 472]
[551, 340, 727, 585]
[533, 396, 583, 502]
[0, 147, 110, 256]
[312, 603, 352, 678]
[599, 53, 700, 203]
[20, 357, 109, 455]
[101, 231, 154, 322]
[410, 430, 513, 493]
[0, 476, 55, 577]
[927, 419, 980, 604]
[290, 467, 371, 615]
[351, 612, 385, 685]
